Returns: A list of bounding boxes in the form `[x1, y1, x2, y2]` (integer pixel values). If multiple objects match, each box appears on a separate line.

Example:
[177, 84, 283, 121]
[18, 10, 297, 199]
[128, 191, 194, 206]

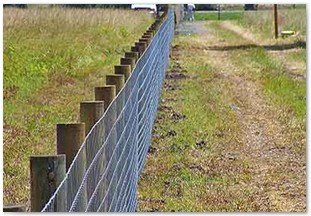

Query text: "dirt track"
[199, 21, 305, 211]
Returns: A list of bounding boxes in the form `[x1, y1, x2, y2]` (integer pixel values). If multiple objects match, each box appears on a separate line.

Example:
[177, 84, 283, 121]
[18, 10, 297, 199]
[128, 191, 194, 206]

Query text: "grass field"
[3, 7, 153, 206]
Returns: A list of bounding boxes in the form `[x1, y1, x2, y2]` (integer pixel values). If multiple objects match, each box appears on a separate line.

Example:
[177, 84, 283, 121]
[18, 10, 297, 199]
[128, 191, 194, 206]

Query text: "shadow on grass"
[206, 40, 306, 51]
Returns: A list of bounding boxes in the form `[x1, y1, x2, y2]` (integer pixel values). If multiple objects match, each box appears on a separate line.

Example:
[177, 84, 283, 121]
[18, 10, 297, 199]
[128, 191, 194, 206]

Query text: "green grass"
[242, 48, 306, 120]
[195, 11, 243, 21]
[286, 49, 306, 63]
[3, 7, 153, 206]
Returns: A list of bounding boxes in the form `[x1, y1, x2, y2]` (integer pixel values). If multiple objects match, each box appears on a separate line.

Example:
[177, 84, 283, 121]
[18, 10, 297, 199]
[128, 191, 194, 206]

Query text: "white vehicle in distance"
[131, 4, 157, 15]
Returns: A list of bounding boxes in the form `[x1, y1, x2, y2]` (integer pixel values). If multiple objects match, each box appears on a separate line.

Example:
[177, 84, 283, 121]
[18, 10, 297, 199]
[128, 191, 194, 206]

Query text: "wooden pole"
[106, 74, 125, 94]
[79, 101, 105, 202]
[146, 30, 155, 36]
[115, 64, 132, 80]
[80, 101, 105, 134]
[56, 123, 87, 211]
[131, 46, 140, 57]
[135, 42, 147, 56]
[143, 32, 153, 38]
[95, 85, 116, 110]
[119, 58, 135, 72]
[120, 57, 135, 69]
[274, 4, 278, 39]
[142, 34, 152, 41]
[94, 85, 117, 212]
[56, 123, 85, 169]
[30, 155, 67, 212]
[139, 38, 150, 46]
[124, 52, 139, 63]
[3, 204, 26, 212]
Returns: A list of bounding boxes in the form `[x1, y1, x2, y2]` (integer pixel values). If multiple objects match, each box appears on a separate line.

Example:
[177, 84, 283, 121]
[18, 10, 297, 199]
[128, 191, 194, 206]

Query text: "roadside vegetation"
[3, 7, 153, 206]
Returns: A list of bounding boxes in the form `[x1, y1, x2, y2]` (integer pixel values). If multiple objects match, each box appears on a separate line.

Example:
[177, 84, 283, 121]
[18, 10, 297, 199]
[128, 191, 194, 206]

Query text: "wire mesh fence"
[41, 8, 174, 212]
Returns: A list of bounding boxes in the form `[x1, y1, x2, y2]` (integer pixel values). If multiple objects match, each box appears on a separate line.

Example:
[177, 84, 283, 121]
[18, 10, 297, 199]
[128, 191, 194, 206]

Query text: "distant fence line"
[21, 7, 175, 212]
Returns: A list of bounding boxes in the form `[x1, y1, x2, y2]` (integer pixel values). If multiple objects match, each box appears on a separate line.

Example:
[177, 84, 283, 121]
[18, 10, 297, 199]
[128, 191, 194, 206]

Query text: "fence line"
[37, 7, 175, 212]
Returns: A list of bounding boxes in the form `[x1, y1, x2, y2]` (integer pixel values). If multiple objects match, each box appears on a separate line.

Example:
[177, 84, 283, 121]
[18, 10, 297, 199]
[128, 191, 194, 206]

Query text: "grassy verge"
[3, 7, 153, 205]
[195, 11, 242, 21]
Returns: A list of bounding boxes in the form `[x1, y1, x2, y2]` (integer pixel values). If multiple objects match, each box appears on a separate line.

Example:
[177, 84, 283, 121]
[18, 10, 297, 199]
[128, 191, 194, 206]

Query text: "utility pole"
[274, 4, 278, 39]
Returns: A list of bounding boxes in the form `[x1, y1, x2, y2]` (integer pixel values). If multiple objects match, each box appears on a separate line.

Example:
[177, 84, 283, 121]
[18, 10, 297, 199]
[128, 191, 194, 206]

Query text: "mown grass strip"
[195, 11, 243, 21]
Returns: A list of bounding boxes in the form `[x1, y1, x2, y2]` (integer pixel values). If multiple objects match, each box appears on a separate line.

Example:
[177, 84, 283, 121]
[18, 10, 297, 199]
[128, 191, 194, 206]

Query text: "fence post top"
[3, 204, 26, 212]
[95, 85, 116, 89]
[106, 74, 124, 78]
[115, 64, 131, 68]
[30, 154, 66, 159]
[57, 123, 85, 127]
[80, 101, 105, 104]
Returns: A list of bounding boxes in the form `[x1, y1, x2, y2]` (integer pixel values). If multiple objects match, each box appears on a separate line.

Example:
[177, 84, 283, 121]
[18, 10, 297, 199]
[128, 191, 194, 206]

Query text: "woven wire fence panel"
[41, 9, 174, 212]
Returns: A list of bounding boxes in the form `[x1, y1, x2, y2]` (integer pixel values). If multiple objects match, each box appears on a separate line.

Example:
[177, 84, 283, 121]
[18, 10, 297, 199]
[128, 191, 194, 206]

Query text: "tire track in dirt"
[190, 21, 306, 211]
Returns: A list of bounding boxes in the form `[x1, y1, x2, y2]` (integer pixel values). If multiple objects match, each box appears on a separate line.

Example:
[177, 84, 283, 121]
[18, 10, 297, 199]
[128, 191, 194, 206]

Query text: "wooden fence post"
[94, 84, 117, 212]
[80, 101, 105, 135]
[142, 35, 152, 43]
[139, 38, 150, 46]
[30, 155, 67, 212]
[104, 76, 124, 212]
[135, 42, 147, 56]
[120, 58, 135, 71]
[56, 123, 85, 169]
[146, 30, 155, 36]
[56, 123, 87, 211]
[143, 32, 153, 38]
[79, 101, 105, 204]
[106, 74, 125, 94]
[125, 52, 139, 63]
[3, 204, 26, 212]
[95, 85, 116, 110]
[115, 65, 131, 80]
